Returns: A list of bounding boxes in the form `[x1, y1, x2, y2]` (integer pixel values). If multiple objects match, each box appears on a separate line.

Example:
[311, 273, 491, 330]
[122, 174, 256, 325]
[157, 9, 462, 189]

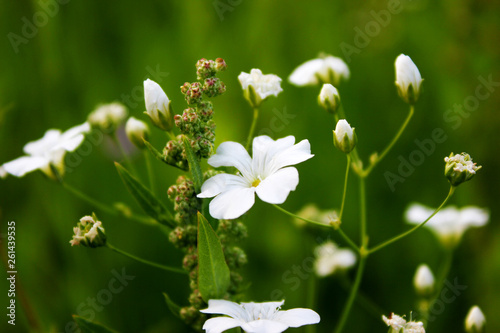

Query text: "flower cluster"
[444, 152, 481, 186]
[382, 313, 425, 333]
[69, 215, 107, 248]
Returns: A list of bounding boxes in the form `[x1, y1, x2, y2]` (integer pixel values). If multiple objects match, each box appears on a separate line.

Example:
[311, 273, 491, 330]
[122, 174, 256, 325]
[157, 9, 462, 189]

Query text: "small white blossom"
[200, 299, 320, 333]
[238, 69, 283, 108]
[88, 102, 127, 131]
[125, 117, 150, 148]
[382, 313, 425, 333]
[294, 204, 338, 227]
[314, 241, 356, 277]
[333, 119, 357, 154]
[198, 135, 313, 220]
[144, 79, 173, 131]
[465, 305, 485, 333]
[289, 55, 350, 87]
[444, 152, 481, 186]
[405, 203, 489, 247]
[70, 215, 106, 248]
[395, 54, 423, 104]
[318, 83, 340, 113]
[413, 264, 435, 295]
[2, 122, 90, 179]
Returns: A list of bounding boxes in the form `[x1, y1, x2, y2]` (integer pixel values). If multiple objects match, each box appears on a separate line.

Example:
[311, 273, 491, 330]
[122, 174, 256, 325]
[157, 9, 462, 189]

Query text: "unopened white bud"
[465, 306, 485, 333]
[144, 79, 173, 131]
[125, 117, 149, 149]
[318, 84, 340, 114]
[413, 264, 435, 296]
[333, 119, 357, 154]
[395, 54, 423, 104]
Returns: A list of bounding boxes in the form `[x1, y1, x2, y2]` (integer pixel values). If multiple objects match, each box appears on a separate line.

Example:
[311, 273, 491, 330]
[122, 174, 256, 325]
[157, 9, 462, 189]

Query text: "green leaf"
[163, 292, 181, 319]
[72, 315, 117, 333]
[115, 162, 175, 228]
[182, 136, 203, 193]
[197, 212, 230, 302]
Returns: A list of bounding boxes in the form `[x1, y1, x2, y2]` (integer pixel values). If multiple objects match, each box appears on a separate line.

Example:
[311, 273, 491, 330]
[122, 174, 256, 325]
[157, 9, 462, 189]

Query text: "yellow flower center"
[251, 179, 261, 187]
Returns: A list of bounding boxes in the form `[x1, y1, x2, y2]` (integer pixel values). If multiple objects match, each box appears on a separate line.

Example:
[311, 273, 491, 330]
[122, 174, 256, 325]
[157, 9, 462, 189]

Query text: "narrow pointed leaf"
[72, 315, 117, 333]
[163, 292, 182, 319]
[115, 162, 175, 228]
[197, 212, 230, 302]
[183, 136, 203, 193]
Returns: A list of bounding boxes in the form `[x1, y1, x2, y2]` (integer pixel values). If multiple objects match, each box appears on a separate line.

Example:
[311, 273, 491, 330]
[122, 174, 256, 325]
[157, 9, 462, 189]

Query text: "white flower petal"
[202, 317, 243, 333]
[270, 139, 314, 173]
[240, 320, 289, 333]
[208, 141, 253, 179]
[405, 203, 434, 223]
[288, 59, 324, 86]
[209, 187, 256, 220]
[274, 308, 321, 328]
[256, 167, 299, 204]
[201, 300, 249, 320]
[2, 156, 49, 177]
[0, 165, 7, 179]
[459, 207, 489, 227]
[198, 174, 249, 198]
[23, 129, 61, 155]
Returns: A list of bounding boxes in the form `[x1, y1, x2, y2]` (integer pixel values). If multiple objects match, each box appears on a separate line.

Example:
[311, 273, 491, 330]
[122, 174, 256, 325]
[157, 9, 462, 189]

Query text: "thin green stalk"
[305, 274, 318, 333]
[362, 105, 414, 177]
[337, 274, 386, 320]
[144, 149, 156, 194]
[338, 155, 351, 221]
[245, 108, 259, 151]
[359, 177, 367, 247]
[333, 256, 367, 333]
[106, 243, 186, 274]
[272, 205, 360, 253]
[368, 186, 455, 254]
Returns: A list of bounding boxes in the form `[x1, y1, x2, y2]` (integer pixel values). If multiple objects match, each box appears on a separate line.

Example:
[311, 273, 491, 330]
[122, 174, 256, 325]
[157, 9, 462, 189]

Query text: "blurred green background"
[1, 0, 499, 332]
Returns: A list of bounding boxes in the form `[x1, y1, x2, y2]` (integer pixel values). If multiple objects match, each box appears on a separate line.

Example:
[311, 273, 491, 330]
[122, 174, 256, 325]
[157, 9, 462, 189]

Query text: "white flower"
[238, 69, 283, 108]
[288, 55, 350, 87]
[382, 314, 425, 333]
[465, 305, 485, 333]
[333, 119, 357, 154]
[293, 204, 338, 227]
[395, 54, 423, 104]
[413, 264, 435, 295]
[198, 135, 313, 220]
[318, 83, 340, 113]
[200, 299, 320, 333]
[125, 117, 150, 148]
[70, 215, 106, 247]
[314, 241, 356, 277]
[88, 102, 127, 131]
[405, 203, 489, 247]
[444, 152, 481, 186]
[143, 79, 173, 131]
[2, 122, 90, 179]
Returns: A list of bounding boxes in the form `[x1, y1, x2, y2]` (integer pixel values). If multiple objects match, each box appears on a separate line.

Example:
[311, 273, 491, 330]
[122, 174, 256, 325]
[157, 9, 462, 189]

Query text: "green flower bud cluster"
[167, 175, 201, 226]
[163, 58, 226, 168]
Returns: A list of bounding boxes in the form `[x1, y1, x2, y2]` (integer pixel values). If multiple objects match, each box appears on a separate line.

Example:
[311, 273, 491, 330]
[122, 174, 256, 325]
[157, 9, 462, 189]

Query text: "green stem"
[359, 177, 367, 247]
[368, 186, 455, 254]
[144, 149, 156, 194]
[337, 274, 386, 320]
[338, 155, 351, 221]
[106, 243, 186, 274]
[305, 274, 318, 333]
[62, 182, 158, 226]
[245, 108, 259, 151]
[362, 105, 414, 177]
[273, 205, 360, 253]
[333, 256, 367, 333]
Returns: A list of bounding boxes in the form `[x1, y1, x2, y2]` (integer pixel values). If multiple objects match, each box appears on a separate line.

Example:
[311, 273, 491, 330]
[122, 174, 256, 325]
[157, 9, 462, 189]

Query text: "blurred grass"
[1, 0, 499, 332]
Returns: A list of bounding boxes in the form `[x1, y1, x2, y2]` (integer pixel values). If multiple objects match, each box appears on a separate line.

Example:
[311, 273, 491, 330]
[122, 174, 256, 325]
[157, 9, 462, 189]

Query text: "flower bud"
[318, 84, 340, 114]
[69, 215, 106, 248]
[125, 117, 150, 149]
[444, 152, 481, 187]
[144, 79, 174, 131]
[333, 119, 357, 154]
[395, 54, 423, 104]
[88, 102, 128, 132]
[413, 264, 435, 296]
[238, 69, 283, 108]
[465, 306, 485, 333]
